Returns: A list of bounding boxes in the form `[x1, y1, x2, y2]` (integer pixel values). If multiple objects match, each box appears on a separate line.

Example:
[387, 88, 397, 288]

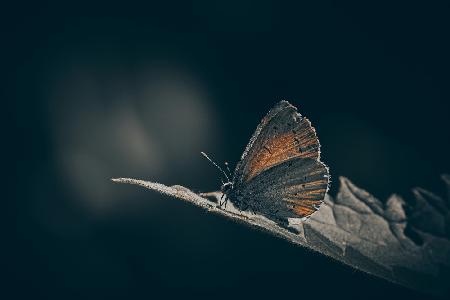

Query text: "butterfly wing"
[231, 100, 329, 219]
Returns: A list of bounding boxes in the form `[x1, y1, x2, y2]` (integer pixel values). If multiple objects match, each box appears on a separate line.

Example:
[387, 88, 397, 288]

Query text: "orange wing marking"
[244, 117, 320, 182]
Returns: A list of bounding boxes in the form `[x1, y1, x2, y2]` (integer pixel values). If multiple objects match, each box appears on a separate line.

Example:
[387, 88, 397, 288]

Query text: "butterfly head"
[220, 181, 233, 194]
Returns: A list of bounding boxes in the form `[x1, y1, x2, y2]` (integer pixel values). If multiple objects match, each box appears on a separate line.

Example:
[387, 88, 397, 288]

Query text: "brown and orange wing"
[232, 101, 329, 219]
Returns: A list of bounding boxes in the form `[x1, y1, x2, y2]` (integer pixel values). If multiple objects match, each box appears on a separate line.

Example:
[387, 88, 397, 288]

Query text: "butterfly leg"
[219, 193, 225, 206]
[219, 193, 228, 208]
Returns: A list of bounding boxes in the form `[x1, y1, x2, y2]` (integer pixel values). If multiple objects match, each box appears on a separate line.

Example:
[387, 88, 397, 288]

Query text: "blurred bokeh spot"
[48, 62, 219, 212]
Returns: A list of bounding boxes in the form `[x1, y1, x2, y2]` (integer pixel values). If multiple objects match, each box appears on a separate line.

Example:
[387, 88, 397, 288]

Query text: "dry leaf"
[112, 175, 450, 297]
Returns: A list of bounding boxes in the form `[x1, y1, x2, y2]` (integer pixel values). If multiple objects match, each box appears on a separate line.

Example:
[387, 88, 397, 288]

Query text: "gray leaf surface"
[112, 175, 450, 297]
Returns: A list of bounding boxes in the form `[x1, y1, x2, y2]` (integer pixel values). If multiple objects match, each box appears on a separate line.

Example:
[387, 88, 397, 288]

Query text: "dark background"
[4, 1, 449, 299]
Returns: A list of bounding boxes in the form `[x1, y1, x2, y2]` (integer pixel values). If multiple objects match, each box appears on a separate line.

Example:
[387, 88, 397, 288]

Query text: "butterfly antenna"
[201, 152, 230, 182]
[224, 161, 232, 178]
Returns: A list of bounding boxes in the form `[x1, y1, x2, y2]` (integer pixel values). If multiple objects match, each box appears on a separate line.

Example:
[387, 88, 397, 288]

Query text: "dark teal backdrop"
[4, 1, 449, 299]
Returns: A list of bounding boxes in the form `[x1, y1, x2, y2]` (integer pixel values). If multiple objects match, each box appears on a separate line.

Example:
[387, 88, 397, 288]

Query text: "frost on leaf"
[112, 175, 450, 297]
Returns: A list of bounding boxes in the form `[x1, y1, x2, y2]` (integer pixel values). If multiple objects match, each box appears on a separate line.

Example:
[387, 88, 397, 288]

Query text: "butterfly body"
[221, 101, 329, 225]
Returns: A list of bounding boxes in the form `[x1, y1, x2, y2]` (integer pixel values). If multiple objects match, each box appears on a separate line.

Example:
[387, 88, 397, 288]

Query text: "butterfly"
[202, 100, 329, 227]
